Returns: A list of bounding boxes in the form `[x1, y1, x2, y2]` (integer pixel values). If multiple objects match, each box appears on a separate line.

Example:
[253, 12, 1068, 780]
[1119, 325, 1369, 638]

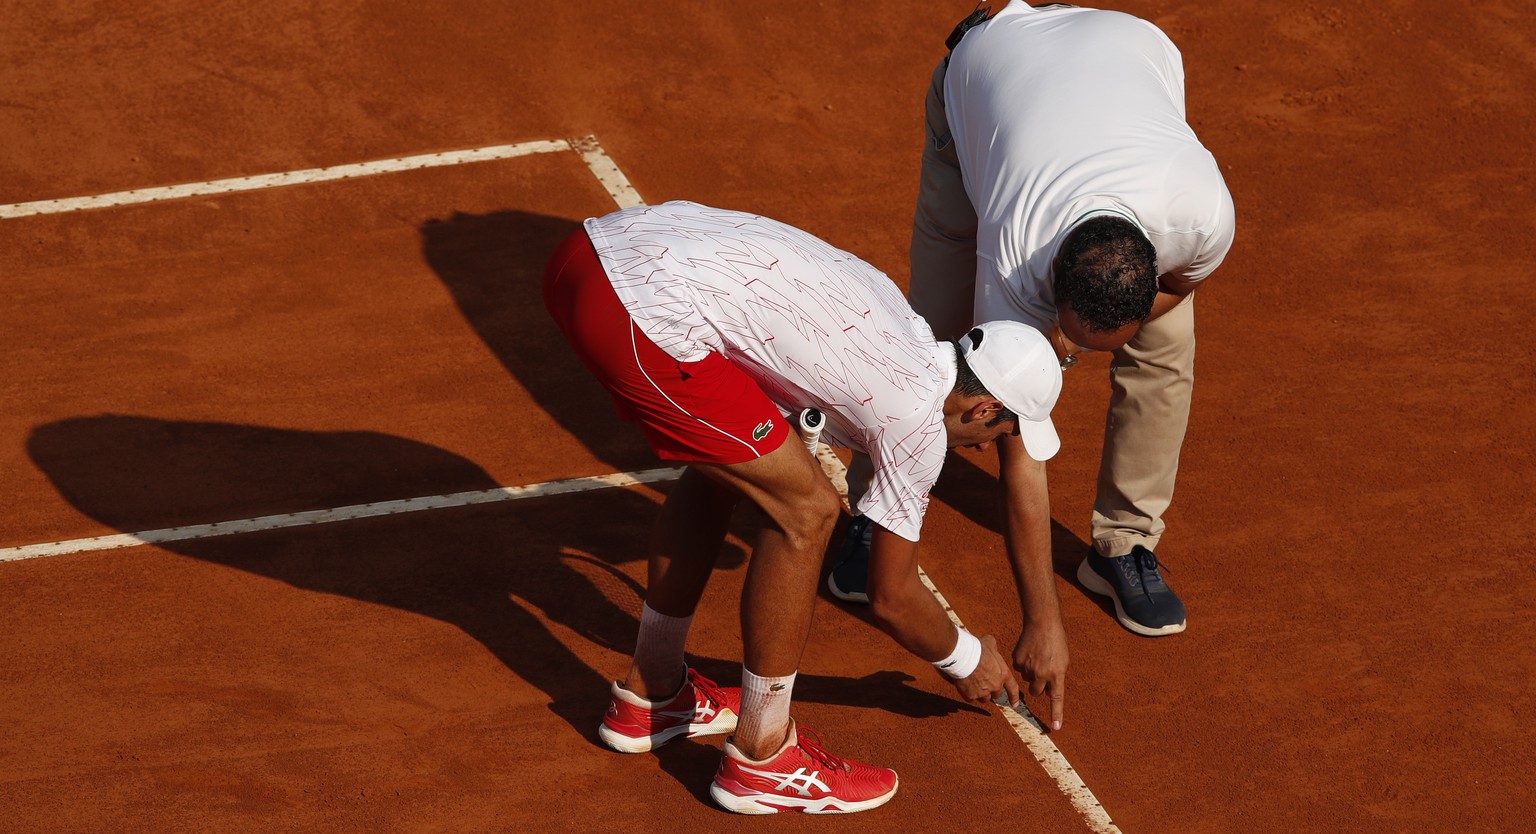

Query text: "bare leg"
[624, 467, 740, 699]
[693, 437, 841, 758]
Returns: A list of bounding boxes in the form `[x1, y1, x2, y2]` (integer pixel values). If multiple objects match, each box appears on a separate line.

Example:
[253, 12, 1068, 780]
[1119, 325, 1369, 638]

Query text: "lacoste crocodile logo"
[752, 420, 773, 441]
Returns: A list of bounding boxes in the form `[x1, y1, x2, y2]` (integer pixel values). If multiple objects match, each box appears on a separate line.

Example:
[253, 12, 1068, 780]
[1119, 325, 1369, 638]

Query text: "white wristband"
[932, 626, 982, 680]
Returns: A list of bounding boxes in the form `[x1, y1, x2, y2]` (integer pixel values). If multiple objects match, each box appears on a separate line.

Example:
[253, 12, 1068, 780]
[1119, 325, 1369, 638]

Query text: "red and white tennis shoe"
[598, 668, 740, 753]
[710, 722, 899, 814]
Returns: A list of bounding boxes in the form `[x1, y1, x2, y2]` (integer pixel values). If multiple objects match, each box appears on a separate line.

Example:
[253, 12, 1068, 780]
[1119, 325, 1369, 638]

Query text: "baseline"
[0, 135, 637, 218]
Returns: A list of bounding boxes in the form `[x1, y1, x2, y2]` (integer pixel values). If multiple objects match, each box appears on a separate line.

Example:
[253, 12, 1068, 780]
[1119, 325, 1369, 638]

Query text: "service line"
[0, 469, 685, 563]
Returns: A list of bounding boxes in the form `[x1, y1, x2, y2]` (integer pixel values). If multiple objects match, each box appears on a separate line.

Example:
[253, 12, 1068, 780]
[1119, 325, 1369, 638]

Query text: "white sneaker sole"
[597, 709, 738, 753]
[709, 777, 898, 814]
[826, 571, 869, 604]
[1076, 558, 1186, 637]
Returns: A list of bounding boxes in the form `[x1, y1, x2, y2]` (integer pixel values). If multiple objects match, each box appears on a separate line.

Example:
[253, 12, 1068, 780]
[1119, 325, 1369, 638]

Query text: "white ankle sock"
[631, 603, 693, 697]
[734, 668, 797, 756]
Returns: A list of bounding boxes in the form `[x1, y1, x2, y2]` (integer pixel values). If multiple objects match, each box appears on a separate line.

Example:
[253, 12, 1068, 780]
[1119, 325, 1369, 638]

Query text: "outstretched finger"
[1003, 670, 1022, 707]
[1048, 676, 1066, 731]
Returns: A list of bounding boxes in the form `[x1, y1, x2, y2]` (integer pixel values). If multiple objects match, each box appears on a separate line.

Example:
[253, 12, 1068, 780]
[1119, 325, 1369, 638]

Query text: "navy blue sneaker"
[826, 515, 873, 603]
[1077, 546, 1186, 636]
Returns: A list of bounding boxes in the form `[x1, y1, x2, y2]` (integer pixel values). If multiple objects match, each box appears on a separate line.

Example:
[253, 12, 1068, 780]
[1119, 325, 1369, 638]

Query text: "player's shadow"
[27, 414, 673, 737]
[928, 450, 1093, 577]
[30, 422, 970, 749]
[419, 210, 657, 476]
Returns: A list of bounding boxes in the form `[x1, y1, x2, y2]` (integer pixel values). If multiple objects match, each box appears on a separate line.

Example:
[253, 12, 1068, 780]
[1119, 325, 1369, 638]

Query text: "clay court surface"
[3, 1, 1533, 831]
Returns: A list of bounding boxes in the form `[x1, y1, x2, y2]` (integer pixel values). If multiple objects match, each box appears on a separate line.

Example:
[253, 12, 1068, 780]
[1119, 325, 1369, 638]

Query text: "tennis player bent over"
[543, 200, 1062, 814]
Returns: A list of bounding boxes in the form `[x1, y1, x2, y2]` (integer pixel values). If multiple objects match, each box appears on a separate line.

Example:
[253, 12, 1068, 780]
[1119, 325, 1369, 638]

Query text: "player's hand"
[953, 634, 1021, 706]
[1014, 620, 1069, 730]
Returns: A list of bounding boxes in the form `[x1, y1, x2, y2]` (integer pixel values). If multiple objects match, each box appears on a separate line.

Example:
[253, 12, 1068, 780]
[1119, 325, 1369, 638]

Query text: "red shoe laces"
[794, 727, 851, 772]
[687, 669, 727, 709]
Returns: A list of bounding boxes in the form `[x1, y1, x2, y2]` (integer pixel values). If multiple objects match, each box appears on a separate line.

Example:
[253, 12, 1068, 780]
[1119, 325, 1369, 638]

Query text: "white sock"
[733, 668, 797, 758]
[631, 603, 693, 697]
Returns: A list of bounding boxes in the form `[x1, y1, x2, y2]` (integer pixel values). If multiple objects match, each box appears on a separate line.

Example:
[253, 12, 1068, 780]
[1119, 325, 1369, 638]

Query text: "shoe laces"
[1135, 548, 1170, 579]
[1115, 553, 1145, 591]
[687, 669, 728, 710]
[1136, 552, 1167, 589]
[794, 727, 850, 773]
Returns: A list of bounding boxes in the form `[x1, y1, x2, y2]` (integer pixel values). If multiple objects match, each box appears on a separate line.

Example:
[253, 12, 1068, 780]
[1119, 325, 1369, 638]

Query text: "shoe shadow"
[25, 414, 733, 740]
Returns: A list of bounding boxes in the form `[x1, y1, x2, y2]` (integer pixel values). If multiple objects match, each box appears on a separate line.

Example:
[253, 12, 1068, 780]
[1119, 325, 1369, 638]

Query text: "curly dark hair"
[1053, 215, 1158, 333]
[950, 338, 1019, 428]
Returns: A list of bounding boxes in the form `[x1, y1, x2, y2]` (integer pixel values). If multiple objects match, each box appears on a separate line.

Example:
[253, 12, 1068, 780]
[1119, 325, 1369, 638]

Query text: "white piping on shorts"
[629, 325, 760, 458]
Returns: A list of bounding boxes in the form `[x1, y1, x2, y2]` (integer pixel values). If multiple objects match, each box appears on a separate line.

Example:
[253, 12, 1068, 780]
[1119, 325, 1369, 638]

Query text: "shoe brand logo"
[737, 764, 828, 798]
[694, 703, 718, 721]
[752, 420, 773, 441]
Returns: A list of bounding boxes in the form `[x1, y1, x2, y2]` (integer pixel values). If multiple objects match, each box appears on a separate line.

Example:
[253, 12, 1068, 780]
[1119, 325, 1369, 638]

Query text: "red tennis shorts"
[542, 228, 790, 465]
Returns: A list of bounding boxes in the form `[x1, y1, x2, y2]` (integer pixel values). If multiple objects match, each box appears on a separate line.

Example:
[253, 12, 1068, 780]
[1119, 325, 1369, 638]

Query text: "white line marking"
[0, 140, 571, 218]
[918, 567, 1122, 834]
[0, 468, 684, 563]
[569, 135, 644, 209]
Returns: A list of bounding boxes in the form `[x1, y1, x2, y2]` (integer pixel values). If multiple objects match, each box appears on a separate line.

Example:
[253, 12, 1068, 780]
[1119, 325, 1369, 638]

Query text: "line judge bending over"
[832, 2, 1236, 650]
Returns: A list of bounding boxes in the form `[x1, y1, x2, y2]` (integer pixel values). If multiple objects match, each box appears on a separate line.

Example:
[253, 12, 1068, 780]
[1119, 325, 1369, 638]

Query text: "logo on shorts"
[752, 420, 773, 442]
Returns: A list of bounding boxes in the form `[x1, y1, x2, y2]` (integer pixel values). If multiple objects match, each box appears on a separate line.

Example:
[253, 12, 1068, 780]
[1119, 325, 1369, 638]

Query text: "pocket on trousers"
[928, 125, 952, 152]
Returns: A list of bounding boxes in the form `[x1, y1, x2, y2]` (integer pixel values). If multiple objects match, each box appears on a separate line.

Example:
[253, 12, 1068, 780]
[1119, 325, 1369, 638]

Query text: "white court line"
[0, 136, 636, 218]
[0, 468, 684, 563]
[570, 136, 644, 209]
[816, 451, 1122, 834]
[1, 134, 1116, 831]
[916, 565, 1123, 834]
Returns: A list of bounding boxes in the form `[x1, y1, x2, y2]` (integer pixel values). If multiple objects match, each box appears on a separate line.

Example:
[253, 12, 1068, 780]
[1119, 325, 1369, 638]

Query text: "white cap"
[957, 321, 1063, 461]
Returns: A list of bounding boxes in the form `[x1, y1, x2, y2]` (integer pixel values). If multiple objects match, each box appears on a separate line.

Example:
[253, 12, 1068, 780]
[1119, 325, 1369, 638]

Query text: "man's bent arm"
[865, 524, 1019, 705]
[1147, 288, 1188, 322]
[996, 433, 1069, 729]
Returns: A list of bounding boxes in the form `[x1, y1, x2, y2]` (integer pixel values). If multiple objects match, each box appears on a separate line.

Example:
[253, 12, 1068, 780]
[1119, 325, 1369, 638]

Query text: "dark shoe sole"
[1076, 558, 1186, 637]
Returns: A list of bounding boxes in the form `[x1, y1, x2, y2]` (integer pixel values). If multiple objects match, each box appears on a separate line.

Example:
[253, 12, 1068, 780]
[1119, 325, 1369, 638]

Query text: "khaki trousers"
[908, 59, 1196, 559]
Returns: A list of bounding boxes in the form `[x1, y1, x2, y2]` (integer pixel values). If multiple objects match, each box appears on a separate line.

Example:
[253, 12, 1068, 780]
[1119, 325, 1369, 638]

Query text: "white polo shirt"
[944, 1, 1236, 331]
[585, 201, 953, 541]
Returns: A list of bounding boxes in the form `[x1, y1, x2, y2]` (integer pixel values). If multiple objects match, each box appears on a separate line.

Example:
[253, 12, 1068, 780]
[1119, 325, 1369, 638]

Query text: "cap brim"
[1017, 416, 1060, 462]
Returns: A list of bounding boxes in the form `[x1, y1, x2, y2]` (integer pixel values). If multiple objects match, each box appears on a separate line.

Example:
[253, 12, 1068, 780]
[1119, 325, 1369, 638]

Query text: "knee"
[780, 484, 840, 554]
[804, 485, 841, 540]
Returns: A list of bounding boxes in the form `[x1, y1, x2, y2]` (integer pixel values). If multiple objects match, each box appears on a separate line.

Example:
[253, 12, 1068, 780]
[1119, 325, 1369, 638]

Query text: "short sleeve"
[852, 406, 948, 542]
